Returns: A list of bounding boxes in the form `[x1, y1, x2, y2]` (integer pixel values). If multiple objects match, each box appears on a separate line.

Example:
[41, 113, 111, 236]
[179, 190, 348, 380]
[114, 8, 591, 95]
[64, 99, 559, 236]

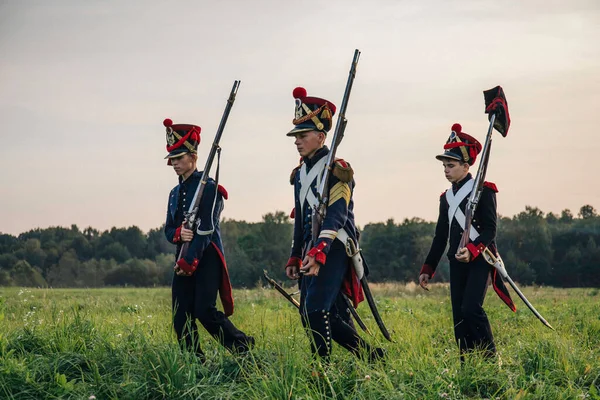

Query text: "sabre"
[262, 270, 373, 336]
[339, 291, 373, 336]
[345, 237, 393, 342]
[483, 250, 554, 330]
[262, 269, 300, 308]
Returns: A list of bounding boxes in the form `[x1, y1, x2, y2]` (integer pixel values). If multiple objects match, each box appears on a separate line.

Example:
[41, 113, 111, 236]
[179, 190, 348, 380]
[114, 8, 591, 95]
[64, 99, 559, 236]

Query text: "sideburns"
[318, 133, 326, 146]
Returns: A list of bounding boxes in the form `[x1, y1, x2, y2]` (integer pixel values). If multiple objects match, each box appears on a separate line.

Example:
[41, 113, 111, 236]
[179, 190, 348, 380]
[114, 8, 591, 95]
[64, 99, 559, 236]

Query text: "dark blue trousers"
[299, 240, 369, 358]
[172, 244, 253, 355]
[449, 257, 496, 358]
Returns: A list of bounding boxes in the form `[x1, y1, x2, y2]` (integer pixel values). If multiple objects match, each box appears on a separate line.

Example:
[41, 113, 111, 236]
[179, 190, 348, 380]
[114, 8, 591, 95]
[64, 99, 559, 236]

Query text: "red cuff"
[286, 256, 302, 269]
[173, 226, 182, 243]
[466, 242, 486, 260]
[420, 264, 435, 278]
[177, 257, 199, 274]
[307, 242, 328, 266]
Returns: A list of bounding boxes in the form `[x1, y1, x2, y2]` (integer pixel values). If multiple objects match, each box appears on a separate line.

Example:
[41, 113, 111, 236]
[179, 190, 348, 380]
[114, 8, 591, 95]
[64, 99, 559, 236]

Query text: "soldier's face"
[170, 153, 196, 176]
[293, 130, 325, 158]
[442, 159, 469, 183]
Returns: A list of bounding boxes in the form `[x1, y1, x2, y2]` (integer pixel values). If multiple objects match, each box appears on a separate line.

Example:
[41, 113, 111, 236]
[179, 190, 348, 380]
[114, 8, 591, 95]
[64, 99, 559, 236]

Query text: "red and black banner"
[483, 86, 510, 137]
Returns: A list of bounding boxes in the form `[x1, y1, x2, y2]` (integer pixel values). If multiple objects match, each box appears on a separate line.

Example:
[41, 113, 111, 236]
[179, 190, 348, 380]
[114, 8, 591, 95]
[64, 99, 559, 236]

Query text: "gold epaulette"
[332, 158, 354, 183]
[290, 162, 303, 185]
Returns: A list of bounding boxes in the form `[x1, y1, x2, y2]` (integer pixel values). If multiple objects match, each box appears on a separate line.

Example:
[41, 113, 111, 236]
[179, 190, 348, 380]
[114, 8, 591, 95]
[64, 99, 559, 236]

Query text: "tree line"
[0, 205, 599, 288]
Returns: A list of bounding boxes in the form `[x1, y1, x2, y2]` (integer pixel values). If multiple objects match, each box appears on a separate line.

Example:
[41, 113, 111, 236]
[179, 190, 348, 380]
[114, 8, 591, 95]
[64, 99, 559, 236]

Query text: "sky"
[0, 0, 599, 236]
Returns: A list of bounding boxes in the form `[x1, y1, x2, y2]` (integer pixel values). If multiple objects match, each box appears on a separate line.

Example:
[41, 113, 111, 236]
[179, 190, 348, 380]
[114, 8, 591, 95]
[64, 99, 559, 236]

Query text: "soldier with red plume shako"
[285, 87, 385, 362]
[162, 118, 254, 361]
[418, 123, 515, 360]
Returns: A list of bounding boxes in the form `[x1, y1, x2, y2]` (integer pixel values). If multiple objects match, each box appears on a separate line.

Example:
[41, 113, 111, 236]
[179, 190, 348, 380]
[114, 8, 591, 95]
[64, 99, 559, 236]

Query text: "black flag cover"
[483, 86, 510, 136]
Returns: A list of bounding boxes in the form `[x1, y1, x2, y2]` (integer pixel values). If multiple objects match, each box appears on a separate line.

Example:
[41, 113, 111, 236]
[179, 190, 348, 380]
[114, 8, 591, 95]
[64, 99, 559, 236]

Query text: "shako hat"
[163, 118, 201, 165]
[435, 123, 482, 166]
[286, 87, 336, 136]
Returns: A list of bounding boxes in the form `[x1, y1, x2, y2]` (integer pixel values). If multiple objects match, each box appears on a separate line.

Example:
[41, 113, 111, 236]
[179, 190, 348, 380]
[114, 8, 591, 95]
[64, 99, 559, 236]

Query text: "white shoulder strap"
[298, 157, 327, 216]
[446, 179, 479, 241]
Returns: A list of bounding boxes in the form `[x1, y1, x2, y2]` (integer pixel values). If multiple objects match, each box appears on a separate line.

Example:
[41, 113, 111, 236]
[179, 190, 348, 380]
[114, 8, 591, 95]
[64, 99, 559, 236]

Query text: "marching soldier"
[285, 87, 384, 362]
[162, 118, 254, 361]
[418, 123, 514, 360]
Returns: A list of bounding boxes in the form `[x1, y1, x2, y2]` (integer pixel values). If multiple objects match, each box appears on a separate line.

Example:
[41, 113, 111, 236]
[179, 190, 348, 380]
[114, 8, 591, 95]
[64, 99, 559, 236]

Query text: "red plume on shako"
[292, 86, 307, 99]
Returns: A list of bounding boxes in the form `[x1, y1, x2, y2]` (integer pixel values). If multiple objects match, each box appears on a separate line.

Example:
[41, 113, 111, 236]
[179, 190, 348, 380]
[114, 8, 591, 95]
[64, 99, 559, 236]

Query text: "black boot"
[330, 314, 386, 363]
[197, 308, 255, 355]
[232, 335, 255, 355]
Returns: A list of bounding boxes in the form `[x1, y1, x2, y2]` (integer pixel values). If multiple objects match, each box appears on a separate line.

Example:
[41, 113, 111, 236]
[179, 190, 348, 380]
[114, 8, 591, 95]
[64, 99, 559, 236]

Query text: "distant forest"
[1, 205, 599, 288]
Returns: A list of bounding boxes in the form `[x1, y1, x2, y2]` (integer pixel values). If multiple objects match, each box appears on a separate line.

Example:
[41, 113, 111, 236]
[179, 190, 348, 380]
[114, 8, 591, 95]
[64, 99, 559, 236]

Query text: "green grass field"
[0, 283, 598, 399]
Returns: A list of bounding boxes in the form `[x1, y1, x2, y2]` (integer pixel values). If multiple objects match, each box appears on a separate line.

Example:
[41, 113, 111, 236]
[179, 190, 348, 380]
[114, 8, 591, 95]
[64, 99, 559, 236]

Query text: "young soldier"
[162, 118, 254, 360]
[285, 87, 384, 362]
[418, 123, 514, 360]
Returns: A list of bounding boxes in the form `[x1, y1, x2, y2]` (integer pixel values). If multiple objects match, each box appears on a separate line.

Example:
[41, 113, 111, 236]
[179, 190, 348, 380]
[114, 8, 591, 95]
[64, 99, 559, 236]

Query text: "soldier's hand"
[419, 273, 430, 291]
[455, 247, 471, 263]
[286, 266, 299, 280]
[180, 227, 194, 242]
[300, 255, 320, 277]
[174, 264, 192, 277]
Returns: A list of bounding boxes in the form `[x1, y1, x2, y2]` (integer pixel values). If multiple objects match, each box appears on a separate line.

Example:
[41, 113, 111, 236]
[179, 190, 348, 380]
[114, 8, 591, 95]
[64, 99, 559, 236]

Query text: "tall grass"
[0, 284, 598, 399]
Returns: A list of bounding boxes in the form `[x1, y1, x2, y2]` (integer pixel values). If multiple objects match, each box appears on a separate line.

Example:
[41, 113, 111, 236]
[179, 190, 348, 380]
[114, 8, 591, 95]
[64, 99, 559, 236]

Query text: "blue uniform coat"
[164, 170, 234, 316]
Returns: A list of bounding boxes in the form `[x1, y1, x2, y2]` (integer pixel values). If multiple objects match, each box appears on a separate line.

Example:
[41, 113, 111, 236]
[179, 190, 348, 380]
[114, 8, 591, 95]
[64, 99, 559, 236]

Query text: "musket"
[176, 80, 241, 262]
[305, 49, 392, 341]
[262, 270, 373, 336]
[458, 113, 495, 251]
[460, 86, 554, 330]
[310, 49, 361, 243]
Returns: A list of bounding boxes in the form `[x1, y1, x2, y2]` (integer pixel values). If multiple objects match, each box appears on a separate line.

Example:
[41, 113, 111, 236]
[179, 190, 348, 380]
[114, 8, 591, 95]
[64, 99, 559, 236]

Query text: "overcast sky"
[1, 0, 598, 235]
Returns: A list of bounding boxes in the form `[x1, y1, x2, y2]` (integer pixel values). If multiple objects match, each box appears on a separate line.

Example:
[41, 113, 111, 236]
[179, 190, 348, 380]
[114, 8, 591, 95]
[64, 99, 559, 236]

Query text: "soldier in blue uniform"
[162, 118, 254, 360]
[418, 123, 515, 360]
[284, 87, 384, 362]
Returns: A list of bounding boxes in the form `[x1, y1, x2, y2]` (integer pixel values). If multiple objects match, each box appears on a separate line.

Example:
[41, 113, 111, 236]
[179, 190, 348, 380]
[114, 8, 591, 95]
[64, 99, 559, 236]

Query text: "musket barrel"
[459, 113, 496, 249]
[178, 80, 241, 261]
[312, 50, 361, 241]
